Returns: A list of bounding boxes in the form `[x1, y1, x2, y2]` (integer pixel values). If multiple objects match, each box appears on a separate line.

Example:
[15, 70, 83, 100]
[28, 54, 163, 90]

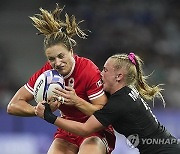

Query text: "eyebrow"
[47, 56, 54, 59]
[58, 53, 64, 56]
[48, 53, 64, 58]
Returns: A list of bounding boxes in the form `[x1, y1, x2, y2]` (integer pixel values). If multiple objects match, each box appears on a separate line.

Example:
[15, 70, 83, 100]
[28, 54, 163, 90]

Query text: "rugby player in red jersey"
[7, 4, 115, 154]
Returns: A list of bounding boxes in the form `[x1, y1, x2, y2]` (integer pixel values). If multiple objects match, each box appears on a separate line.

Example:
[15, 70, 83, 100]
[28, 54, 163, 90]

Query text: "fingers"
[65, 86, 74, 91]
[54, 86, 74, 97]
[54, 87, 67, 93]
[53, 89, 70, 100]
[57, 96, 63, 102]
[53, 86, 77, 106]
[58, 96, 64, 104]
[55, 86, 74, 91]
[45, 97, 61, 112]
[55, 86, 74, 94]
[35, 101, 46, 118]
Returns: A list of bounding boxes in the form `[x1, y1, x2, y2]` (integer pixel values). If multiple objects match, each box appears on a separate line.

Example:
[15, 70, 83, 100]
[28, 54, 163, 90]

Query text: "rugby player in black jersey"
[36, 53, 180, 154]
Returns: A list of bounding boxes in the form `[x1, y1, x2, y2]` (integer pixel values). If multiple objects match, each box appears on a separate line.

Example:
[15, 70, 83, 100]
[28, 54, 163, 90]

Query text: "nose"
[55, 57, 63, 66]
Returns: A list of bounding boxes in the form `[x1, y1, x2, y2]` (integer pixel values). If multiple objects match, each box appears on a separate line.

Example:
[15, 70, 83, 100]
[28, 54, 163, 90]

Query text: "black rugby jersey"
[94, 86, 179, 153]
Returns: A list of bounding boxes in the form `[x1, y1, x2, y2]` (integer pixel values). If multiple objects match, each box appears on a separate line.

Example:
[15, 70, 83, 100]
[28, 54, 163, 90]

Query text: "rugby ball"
[33, 69, 65, 103]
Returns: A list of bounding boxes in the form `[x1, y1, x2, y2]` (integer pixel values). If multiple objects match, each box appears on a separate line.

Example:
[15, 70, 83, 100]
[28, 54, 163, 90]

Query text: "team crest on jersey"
[68, 77, 74, 88]
[96, 79, 103, 87]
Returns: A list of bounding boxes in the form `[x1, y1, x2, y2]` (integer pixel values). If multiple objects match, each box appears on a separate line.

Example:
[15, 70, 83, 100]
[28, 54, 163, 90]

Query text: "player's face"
[101, 58, 117, 94]
[45, 44, 74, 76]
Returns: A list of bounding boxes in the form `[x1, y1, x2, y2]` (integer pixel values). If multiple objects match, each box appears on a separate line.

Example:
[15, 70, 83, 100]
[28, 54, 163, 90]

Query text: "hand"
[47, 97, 61, 112]
[35, 101, 57, 124]
[53, 86, 80, 106]
[35, 101, 46, 119]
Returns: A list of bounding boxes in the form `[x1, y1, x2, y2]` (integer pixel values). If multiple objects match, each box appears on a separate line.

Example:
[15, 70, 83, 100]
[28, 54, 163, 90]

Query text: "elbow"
[7, 103, 15, 115]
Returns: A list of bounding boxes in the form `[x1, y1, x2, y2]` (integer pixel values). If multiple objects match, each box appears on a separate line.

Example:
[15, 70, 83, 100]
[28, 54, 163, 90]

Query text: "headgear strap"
[128, 52, 136, 65]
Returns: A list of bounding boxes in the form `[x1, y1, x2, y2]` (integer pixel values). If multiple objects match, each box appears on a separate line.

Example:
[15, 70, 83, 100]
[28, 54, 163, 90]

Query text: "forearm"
[7, 100, 36, 116]
[75, 97, 103, 116]
[55, 87, 107, 116]
[54, 117, 91, 136]
[38, 103, 90, 136]
[36, 103, 105, 136]
[7, 86, 36, 116]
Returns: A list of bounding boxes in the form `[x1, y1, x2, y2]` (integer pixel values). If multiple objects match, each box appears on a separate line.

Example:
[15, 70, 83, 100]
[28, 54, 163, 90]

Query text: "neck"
[110, 83, 126, 95]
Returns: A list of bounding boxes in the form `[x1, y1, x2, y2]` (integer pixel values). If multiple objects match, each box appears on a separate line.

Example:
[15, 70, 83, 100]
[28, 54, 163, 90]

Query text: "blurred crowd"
[0, 0, 180, 109]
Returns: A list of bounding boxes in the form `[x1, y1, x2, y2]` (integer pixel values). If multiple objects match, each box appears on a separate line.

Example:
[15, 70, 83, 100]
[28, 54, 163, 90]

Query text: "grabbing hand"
[53, 86, 80, 106]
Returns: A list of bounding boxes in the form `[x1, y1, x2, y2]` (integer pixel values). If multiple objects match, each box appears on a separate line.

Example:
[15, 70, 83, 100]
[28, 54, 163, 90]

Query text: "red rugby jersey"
[25, 55, 104, 121]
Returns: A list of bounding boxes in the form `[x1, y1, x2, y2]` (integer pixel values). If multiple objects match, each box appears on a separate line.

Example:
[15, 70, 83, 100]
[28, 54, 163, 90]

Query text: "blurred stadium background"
[0, 0, 180, 153]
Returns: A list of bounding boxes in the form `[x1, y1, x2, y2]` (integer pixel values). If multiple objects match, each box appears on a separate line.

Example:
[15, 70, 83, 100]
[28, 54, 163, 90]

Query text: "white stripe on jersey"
[88, 89, 104, 100]
[24, 83, 34, 94]
[101, 137, 110, 153]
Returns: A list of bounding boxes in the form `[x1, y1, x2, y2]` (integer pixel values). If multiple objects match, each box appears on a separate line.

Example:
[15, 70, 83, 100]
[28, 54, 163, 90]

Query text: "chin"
[57, 70, 63, 75]
[57, 70, 66, 76]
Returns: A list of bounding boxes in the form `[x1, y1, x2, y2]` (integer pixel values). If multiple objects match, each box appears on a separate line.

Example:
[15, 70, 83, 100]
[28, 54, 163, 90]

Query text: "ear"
[115, 74, 123, 82]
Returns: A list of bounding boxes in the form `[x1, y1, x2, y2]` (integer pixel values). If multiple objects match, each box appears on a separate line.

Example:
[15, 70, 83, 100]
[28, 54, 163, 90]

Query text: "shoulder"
[112, 87, 132, 101]
[74, 55, 99, 70]
[110, 87, 135, 109]
[74, 55, 101, 79]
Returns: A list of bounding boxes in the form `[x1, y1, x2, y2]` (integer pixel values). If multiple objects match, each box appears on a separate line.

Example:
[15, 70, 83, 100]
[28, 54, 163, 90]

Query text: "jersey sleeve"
[84, 60, 104, 100]
[24, 62, 52, 94]
[93, 96, 123, 127]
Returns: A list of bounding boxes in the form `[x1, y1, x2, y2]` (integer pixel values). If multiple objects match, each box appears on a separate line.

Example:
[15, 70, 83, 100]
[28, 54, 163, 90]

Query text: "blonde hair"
[110, 53, 165, 105]
[30, 4, 88, 50]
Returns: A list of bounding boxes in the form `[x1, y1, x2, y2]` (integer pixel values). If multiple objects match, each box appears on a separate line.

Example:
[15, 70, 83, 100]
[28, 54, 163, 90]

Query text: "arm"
[35, 102, 105, 136]
[7, 86, 60, 116]
[74, 94, 107, 116]
[7, 86, 36, 116]
[53, 86, 108, 116]
[55, 115, 105, 136]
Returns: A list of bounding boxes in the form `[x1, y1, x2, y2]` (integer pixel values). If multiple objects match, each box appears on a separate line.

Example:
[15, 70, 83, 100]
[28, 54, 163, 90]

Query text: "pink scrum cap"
[128, 52, 136, 65]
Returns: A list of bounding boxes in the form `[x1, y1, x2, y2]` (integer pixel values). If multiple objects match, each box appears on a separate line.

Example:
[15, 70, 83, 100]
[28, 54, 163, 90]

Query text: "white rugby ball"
[33, 69, 65, 103]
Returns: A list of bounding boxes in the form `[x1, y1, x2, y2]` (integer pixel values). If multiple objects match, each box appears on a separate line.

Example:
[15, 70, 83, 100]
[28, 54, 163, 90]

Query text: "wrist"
[43, 103, 58, 124]
[74, 97, 83, 107]
[33, 106, 37, 116]
[44, 112, 57, 124]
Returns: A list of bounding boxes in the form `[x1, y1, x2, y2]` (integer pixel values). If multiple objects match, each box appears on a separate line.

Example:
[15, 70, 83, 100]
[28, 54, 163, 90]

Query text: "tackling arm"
[55, 115, 105, 136]
[35, 102, 105, 136]
[54, 86, 108, 116]
[74, 94, 107, 116]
